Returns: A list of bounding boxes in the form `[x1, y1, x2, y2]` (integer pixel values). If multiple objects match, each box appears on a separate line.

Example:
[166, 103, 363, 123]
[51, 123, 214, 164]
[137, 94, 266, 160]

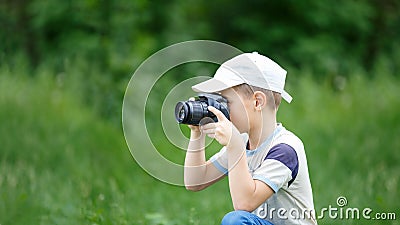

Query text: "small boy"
[184, 52, 317, 225]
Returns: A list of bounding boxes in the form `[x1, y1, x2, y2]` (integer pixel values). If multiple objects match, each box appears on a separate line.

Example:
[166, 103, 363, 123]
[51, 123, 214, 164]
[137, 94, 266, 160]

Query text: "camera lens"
[174, 94, 229, 125]
[175, 101, 189, 123]
[178, 108, 185, 120]
[174, 100, 208, 125]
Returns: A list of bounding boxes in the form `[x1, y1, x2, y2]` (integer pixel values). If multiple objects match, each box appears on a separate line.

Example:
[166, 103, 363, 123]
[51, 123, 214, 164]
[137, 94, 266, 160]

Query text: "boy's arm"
[205, 107, 274, 211]
[184, 127, 225, 191]
[227, 142, 274, 211]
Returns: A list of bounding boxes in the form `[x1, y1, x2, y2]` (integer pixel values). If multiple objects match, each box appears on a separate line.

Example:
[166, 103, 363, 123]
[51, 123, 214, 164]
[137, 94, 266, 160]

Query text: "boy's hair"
[232, 84, 282, 110]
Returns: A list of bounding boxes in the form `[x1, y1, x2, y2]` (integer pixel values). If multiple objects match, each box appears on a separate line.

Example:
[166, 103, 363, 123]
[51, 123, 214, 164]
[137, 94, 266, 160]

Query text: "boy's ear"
[253, 91, 267, 111]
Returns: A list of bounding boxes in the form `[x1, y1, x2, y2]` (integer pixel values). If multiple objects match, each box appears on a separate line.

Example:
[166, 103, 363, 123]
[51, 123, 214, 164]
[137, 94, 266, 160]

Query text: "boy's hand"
[187, 97, 201, 134]
[201, 106, 242, 149]
[188, 124, 201, 133]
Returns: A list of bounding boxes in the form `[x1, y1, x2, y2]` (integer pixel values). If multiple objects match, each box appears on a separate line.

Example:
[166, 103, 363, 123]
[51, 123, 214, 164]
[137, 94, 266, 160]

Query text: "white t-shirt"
[210, 124, 317, 225]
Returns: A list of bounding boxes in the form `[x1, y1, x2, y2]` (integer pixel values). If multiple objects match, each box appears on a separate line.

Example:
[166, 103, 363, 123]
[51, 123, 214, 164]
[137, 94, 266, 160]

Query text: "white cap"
[192, 52, 292, 103]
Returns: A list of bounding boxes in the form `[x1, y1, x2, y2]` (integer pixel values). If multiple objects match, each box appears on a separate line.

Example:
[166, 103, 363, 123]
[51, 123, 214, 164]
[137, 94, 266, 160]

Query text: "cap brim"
[281, 90, 293, 103]
[192, 78, 244, 93]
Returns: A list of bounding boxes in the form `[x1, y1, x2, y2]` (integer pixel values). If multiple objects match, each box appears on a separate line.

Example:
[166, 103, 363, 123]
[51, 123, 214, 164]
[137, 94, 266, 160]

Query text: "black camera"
[175, 93, 230, 125]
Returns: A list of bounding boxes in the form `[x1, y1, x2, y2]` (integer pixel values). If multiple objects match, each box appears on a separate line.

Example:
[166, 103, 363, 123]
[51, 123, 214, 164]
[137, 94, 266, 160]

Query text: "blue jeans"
[221, 211, 274, 225]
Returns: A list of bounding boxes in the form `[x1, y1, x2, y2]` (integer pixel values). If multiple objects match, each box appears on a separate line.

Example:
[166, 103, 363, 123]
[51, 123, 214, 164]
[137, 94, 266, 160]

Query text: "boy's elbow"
[233, 201, 256, 212]
[185, 184, 205, 192]
[184, 178, 204, 191]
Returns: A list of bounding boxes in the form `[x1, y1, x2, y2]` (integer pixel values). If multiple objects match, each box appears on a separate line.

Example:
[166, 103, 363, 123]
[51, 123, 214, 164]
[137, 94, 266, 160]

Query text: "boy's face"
[219, 87, 254, 134]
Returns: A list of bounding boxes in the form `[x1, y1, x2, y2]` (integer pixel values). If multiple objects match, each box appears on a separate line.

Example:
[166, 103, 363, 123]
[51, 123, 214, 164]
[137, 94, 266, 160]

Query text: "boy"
[184, 52, 317, 225]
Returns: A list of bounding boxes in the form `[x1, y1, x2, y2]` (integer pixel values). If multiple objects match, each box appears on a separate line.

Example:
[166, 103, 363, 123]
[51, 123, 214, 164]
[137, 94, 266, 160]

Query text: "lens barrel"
[175, 94, 230, 126]
[174, 100, 208, 125]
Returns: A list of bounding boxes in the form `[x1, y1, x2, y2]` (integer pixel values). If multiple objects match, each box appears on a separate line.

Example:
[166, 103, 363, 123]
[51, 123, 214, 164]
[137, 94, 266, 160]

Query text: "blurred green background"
[1, 0, 399, 224]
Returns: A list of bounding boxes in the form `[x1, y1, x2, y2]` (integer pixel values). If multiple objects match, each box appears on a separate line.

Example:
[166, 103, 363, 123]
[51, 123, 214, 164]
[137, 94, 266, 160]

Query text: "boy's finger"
[202, 129, 215, 135]
[207, 133, 215, 139]
[207, 106, 226, 121]
[201, 123, 215, 130]
[188, 97, 195, 101]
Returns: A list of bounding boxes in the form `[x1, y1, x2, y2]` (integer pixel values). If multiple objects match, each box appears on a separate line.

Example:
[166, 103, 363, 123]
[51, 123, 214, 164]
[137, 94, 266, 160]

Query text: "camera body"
[175, 93, 230, 125]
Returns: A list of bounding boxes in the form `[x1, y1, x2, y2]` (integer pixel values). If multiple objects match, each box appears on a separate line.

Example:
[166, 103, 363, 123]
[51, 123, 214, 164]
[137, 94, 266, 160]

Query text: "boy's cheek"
[231, 116, 249, 133]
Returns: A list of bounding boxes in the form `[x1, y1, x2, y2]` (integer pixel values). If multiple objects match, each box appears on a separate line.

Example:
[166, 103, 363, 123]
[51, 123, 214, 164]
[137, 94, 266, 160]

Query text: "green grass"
[0, 68, 399, 224]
